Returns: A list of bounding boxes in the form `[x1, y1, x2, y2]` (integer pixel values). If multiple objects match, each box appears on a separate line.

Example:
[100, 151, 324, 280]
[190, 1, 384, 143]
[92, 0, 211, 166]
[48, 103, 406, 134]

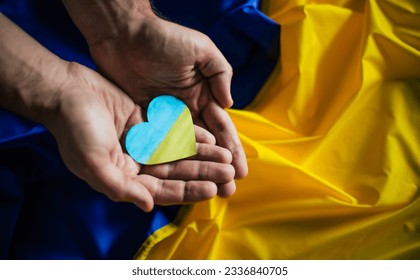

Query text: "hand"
[0, 12, 235, 211]
[46, 62, 235, 211]
[87, 16, 248, 188]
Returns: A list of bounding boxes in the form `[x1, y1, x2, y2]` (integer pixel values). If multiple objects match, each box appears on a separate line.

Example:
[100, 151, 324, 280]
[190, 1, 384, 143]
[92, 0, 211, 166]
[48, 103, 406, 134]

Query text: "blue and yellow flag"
[1, 0, 419, 259]
[0, 0, 278, 259]
[137, 0, 420, 259]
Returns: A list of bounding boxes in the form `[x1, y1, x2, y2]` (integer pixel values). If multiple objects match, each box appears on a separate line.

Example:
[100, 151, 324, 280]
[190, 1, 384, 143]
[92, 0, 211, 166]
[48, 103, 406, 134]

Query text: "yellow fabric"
[136, 0, 420, 259]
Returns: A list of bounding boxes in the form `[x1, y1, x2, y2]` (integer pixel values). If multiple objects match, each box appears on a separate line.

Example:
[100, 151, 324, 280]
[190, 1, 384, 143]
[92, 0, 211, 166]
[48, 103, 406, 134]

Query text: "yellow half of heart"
[146, 107, 196, 164]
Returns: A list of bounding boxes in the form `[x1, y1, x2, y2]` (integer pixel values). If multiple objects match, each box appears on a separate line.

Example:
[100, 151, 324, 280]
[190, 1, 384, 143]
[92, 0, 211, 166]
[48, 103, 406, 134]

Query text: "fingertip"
[232, 146, 248, 179]
[216, 94, 233, 109]
[194, 125, 216, 144]
[130, 191, 154, 212]
[217, 181, 237, 198]
[225, 95, 234, 109]
[234, 162, 248, 179]
[206, 182, 219, 199]
[223, 163, 236, 182]
[221, 148, 233, 164]
[135, 200, 154, 212]
[214, 88, 233, 109]
[204, 65, 233, 109]
[190, 181, 218, 201]
[126, 178, 155, 212]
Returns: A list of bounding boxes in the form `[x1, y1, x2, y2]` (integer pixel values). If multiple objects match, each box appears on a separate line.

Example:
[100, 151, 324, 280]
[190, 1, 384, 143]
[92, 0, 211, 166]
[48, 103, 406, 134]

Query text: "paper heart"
[125, 95, 197, 165]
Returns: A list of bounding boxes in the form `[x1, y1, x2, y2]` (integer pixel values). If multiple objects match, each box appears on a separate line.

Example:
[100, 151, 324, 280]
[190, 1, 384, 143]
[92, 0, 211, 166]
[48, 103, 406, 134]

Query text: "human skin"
[0, 13, 235, 212]
[61, 0, 248, 197]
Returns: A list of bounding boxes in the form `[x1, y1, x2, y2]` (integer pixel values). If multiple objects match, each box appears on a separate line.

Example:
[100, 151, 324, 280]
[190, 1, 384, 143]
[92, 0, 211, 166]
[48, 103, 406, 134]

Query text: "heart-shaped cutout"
[125, 95, 197, 165]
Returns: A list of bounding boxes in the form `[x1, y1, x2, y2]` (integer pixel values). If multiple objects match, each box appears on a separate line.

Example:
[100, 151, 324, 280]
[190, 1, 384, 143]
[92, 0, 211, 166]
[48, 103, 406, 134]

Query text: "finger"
[193, 117, 209, 134]
[207, 67, 234, 108]
[194, 125, 215, 144]
[87, 162, 154, 212]
[141, 158, 235, 183]
[198, 39, 234, 108]
[137, 174, 218, 205]
[121, 104, 143, 147]
[202, 100, 248, 179]
[217, 180, 237, 198]
[190, 142, 232, 163]
[125, 104, 143, 129]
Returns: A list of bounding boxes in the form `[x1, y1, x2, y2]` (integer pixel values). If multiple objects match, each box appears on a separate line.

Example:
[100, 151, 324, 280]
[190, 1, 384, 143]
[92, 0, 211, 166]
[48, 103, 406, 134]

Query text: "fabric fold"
[137, 0, 420, 259]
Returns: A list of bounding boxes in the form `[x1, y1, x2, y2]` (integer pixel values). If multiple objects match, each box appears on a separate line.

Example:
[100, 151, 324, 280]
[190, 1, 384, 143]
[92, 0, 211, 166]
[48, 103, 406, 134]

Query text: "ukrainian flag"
[137, 0, 420, 259]
[1, 0, 419, 260]
[0, 0, 278, 259]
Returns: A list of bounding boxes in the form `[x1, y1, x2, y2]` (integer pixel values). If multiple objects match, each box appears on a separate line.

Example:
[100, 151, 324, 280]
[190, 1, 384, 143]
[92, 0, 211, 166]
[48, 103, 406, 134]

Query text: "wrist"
[0, 13, 71, 126]
[4, 60, 71, 127]
[62, 0, 158, 47]
[26, 61, 72, 127]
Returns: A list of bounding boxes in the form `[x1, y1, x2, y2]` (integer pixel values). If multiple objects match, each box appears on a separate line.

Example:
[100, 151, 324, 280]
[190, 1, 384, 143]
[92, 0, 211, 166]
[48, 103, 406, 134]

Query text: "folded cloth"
[137, 0, 420, 259]
[0, 0, 279, 259]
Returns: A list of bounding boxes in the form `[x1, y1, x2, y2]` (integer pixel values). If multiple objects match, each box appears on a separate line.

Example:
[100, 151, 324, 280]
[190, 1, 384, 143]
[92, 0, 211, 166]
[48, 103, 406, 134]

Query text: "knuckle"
[197, 162, 209, 180]
[183, 183, 193, 202]
[211, 117, 229, 133]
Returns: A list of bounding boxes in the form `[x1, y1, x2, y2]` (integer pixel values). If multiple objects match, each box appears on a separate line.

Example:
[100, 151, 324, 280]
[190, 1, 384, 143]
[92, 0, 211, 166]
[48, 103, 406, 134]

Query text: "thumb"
[198, 39, 234, 108]
[87, 163, 155, 212]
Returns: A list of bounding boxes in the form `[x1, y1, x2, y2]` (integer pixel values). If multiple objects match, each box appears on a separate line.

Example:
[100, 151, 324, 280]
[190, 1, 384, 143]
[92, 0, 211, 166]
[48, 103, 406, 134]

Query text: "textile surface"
[0, 0, 277, 259]
[137, 0, 420, 259]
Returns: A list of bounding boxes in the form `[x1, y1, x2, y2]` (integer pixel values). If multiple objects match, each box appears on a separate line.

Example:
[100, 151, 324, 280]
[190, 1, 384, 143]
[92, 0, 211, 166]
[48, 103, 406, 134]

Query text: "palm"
[90, 17, 248, 179]
[48, 63, 235, 211]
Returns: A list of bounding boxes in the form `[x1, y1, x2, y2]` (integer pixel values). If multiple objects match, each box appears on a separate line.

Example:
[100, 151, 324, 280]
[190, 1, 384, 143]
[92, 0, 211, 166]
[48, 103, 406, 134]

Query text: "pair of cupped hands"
[48, 9, 247, 212]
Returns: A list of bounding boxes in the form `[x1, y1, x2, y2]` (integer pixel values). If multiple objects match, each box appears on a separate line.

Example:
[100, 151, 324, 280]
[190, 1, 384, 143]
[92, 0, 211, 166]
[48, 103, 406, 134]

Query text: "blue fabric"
[0, 110, 179, 259]
[0, 0, 280, 259]
[153, 0, 280, 108]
